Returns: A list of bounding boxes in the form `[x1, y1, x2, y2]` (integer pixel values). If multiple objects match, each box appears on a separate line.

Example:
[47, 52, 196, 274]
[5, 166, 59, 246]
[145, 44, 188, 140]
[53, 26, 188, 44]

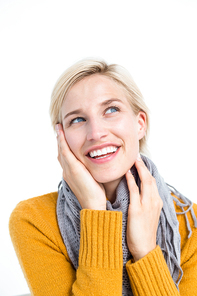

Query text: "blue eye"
[105, 106, 119, 114]
[70, 117, 85, 124]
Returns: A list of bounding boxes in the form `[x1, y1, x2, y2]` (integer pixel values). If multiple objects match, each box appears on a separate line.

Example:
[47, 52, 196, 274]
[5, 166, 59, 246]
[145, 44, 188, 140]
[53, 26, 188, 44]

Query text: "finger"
[56, 124, 65, 141]
[55, 123, 63, 134]
[125, 170, 140, 207]
[135, 155, 161, 208]
[56, 124, 71, 154]
[135, 155, 153, 195]
[55, 124, 77, 165]
[134, 154, 154, 187]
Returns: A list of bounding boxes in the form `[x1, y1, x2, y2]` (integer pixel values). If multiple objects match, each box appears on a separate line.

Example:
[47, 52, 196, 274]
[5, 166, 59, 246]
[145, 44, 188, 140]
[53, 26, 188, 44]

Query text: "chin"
[92, 171, 124, 185]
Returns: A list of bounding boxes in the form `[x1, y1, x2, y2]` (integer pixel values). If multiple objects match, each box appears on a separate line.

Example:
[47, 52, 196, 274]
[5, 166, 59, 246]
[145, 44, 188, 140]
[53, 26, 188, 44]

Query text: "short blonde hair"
[50, 58, 150, 154]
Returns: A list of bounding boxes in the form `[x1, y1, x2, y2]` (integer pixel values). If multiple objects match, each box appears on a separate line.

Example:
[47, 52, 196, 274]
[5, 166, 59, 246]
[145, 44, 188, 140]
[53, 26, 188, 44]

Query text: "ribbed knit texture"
[9, 192, 197, 295]
[79, 210, 123, 269]
[126, 246, 179, 295]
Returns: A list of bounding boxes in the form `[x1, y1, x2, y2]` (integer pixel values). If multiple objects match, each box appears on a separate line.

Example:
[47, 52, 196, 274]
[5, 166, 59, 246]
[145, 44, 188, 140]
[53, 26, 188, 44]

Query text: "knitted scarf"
[56, 154, 197, 295]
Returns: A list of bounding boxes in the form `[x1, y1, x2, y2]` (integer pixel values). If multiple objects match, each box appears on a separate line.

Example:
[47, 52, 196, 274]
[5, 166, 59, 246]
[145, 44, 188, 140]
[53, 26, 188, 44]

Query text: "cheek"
[112, 116, 139, 141]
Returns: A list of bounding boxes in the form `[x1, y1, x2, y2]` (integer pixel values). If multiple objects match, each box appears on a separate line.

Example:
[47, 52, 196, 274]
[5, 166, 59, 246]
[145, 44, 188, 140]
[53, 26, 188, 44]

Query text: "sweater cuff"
[126, 245, 179, 295]
[79, 209, 123, 269]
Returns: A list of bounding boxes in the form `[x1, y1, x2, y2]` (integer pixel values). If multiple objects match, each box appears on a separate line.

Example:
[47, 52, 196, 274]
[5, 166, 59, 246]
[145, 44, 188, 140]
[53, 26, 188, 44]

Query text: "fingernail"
[137, 153, 141, 161]
[127, 169, 131, 173]
[55, 124, 60, 130]
[55, 124, 60, 135]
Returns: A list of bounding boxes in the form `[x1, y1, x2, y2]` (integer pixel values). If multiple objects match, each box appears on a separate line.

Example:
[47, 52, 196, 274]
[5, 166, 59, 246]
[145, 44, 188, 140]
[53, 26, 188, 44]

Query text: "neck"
[103, 177, 123, 204]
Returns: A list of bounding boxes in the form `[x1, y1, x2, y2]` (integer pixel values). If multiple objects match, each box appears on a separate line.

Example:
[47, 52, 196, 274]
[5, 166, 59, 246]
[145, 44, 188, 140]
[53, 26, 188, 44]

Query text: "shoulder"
[173, 194, 197, 235]
[10, 191, 58, 213]
[172, 194, 197, 263]
[9, 192, 68, 256]
[9, 192, 58, 231]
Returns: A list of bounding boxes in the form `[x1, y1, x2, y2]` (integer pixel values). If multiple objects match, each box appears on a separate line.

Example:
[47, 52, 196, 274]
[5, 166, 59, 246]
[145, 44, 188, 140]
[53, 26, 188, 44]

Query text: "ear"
[137, 111, 146, 140]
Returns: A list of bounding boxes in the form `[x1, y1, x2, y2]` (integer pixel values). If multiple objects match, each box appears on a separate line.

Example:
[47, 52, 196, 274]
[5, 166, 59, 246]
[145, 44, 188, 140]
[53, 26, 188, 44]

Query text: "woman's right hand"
[125, 156, 163, 261]
[56, 124, 107, 210]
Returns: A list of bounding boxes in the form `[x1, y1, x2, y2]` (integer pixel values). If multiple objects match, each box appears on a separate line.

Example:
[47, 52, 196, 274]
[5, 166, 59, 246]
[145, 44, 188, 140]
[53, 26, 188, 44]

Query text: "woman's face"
[61, 74, 146, 187]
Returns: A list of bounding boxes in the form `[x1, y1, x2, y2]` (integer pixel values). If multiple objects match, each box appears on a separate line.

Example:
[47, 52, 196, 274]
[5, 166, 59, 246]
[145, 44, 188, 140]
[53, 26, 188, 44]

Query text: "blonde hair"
[50, 58, 150, 154]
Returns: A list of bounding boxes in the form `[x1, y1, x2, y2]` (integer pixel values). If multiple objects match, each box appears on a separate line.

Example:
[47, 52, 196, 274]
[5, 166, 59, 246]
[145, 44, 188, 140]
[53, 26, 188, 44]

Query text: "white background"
[0, 0, 197, 295]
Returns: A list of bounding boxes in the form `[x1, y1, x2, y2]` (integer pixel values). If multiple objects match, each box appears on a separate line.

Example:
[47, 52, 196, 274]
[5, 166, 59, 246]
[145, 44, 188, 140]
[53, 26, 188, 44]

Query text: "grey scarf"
[56, 154, 197, 295]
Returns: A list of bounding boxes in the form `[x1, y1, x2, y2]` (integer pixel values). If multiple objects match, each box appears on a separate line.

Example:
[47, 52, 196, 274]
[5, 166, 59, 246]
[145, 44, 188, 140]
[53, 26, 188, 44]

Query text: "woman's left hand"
[125, 155, 163, 262]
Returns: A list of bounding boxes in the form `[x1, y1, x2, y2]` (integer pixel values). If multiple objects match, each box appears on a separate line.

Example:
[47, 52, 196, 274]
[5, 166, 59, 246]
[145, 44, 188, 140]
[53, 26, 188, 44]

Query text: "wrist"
[132, 245, 157, 262]
[82, 202, 106, 210]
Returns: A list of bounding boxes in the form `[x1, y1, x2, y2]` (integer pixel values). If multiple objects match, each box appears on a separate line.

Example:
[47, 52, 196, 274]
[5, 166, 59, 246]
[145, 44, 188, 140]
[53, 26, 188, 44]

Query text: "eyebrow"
[63, 98, 123, 121]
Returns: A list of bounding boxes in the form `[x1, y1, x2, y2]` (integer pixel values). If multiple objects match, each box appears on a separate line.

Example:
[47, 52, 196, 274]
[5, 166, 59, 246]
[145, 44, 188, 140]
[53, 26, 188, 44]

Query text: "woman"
[9, 58, 197, 296]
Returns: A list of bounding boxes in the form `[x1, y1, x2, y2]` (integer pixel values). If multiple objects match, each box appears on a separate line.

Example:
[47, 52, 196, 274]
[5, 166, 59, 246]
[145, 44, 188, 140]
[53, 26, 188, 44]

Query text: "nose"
[86, 118, 109, 141]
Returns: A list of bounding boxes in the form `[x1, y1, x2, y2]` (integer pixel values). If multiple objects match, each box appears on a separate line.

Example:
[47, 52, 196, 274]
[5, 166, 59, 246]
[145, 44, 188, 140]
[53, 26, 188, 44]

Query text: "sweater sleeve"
[125, 204, 197, 296]
[126, 245, 180, 295]
[72, 209, 123, 295]
[9, 194, 123, 296]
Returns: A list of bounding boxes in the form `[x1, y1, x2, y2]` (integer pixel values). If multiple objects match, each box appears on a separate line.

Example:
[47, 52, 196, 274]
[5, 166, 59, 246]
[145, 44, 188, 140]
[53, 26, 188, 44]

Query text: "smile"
[89, 146, 118, 159]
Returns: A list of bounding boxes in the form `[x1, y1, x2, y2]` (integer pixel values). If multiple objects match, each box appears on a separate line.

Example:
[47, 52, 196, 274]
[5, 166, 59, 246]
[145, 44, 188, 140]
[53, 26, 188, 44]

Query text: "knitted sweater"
[9, 191, 197, 296]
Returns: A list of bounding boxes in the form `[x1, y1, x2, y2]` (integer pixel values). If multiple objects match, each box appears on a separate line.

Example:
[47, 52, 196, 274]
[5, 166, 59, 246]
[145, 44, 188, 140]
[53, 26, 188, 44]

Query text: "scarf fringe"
[167, 184, 197, 238]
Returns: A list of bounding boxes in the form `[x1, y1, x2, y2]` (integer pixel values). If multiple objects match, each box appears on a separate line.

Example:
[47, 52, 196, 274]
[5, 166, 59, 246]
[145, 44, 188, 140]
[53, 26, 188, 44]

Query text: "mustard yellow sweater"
[9, 192, 197, 296]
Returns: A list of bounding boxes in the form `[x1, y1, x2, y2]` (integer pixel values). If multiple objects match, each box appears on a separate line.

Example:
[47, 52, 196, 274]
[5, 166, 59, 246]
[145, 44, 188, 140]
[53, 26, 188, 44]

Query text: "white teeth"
[106, 147, 111, 153]
[92, 150, 97, 157]
[89, 146, 118, 158]
[97, 150, 102, 156]
[102, 148, 107, 155]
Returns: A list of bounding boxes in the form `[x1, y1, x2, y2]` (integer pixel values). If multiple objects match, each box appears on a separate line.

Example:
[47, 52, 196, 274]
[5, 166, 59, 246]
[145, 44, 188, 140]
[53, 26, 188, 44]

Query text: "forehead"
[69, 74, 125, 97]
[62, 74, 128, 109]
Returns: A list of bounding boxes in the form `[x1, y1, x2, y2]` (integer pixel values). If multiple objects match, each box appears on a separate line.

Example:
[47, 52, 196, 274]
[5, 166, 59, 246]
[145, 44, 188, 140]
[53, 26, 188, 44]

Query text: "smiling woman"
[9, 58, 197, 296]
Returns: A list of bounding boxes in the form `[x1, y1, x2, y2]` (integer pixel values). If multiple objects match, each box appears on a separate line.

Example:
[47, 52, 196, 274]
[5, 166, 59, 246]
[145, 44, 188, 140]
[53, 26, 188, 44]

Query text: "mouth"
[87, 146, 119, 160]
